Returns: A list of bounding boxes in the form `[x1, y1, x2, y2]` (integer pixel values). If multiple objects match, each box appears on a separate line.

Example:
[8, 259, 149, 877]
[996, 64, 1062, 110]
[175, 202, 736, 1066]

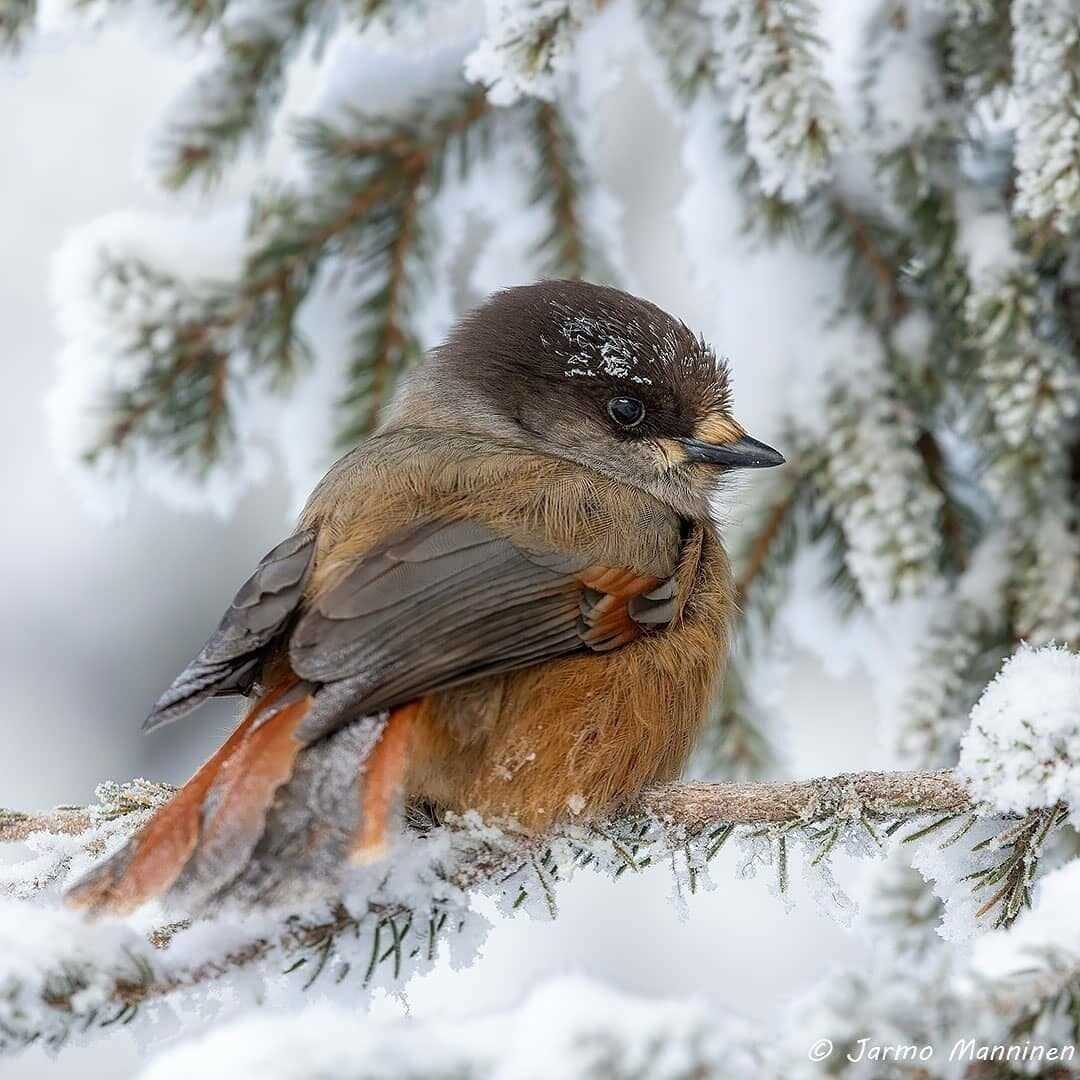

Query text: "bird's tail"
[67, 682, 416, 916]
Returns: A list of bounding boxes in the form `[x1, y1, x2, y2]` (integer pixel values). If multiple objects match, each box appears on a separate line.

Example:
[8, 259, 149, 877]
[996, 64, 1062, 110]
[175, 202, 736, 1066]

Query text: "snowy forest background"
[1, 0, 1079, 1076]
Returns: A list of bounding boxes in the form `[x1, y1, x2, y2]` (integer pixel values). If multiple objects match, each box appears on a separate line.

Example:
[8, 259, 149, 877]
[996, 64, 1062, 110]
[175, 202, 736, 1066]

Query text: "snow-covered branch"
[466, 0, 597, 106]
[0, 758, 1061, 1056]
[1012, 0, 1080, 233]
[2, 643, 1080, 1058]
[0, 764, 1070, 1062]
[641, 769, 970, 828]
[1, 769, 969, 849]
[712, 0, 842, 205]
[815, 366, 945, 608]
[0, 770, 961, 1035]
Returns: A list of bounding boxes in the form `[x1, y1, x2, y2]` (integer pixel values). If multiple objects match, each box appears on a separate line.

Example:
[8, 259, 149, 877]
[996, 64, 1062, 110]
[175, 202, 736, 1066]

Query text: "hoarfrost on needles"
[820, 364, 944, 608]
[975, 859, 1080, 979]
[958, 643, 1080, 827]
[861, 0, 945, 152]
[1012, 0, 1080, 232]
[466, 0, 592, 106]
[1014, 511, 1080, 647]
[47, 211, 271, 517]
[966, 268, 1080, 453]
[0, 900, 157, 1034]
[909, 813, 1009, 943]
[710, 0, 842, 203]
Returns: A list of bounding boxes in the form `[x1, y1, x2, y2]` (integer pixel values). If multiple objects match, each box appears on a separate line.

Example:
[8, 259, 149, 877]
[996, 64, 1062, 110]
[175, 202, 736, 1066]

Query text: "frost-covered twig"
[530, 101, 591, 279]
[2, 770, 971, 856]
[13, 773, 965, 846]
[894, 594, 1010, 769]
[1012, 0, 1080, 233]
[830, 197, 910, 322]
[0, 807, 95, 843]
[641, 769, 971, 829]
[815, 367, 944, 608]
[712, 0, 842, 205]
[1, 759, 1073, 1055]
[151, 0, 325, 189]
[466, 0, 597, 106]
[967, 268, 1080, 467]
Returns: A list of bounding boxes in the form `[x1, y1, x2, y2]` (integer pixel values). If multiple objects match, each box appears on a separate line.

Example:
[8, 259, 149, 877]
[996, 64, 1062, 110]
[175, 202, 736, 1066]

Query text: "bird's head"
[387, 280, 783, 516]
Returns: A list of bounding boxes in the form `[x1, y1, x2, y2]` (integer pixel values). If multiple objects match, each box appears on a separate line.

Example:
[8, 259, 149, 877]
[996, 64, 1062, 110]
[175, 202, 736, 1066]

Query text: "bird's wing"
[145, 530, 316, 730]
[289, 517, 670, 733]
[145, 516, 676, 736]
[72, 515, 684, 914]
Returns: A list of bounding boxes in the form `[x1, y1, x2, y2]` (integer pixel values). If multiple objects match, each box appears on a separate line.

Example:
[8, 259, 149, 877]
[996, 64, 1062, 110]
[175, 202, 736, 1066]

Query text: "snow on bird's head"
[438, 279, 732, 433]
[385, 280, 757, 517]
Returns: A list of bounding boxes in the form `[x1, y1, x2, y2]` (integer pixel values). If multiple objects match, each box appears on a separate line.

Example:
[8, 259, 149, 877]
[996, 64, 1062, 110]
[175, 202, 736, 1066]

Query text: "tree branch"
[0, 807, 96, 843]
[833, 198, 910, 321]
[0, 768, 1017, 1055]
[640, 769, 970, 831]
[533, 102, 587, 279]
[1, 770, 970, 849]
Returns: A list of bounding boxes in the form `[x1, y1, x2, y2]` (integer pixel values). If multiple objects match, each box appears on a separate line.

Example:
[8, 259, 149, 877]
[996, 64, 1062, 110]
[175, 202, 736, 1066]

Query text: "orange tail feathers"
[350, 702, 417, 864]
[67, 680, 310, 916]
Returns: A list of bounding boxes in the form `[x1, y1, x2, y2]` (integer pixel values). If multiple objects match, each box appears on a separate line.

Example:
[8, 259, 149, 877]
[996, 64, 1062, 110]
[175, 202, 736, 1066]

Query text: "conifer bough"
[0, 768, 971, 846]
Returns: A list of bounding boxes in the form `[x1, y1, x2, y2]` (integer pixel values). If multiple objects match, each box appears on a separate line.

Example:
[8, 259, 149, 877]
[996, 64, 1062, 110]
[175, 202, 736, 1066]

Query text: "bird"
[67, 279, 784, 915]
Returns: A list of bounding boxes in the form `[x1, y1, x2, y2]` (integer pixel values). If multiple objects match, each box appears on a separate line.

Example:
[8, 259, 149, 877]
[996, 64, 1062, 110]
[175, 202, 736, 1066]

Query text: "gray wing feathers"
[628, 576, 679, 627]
[289, 520, 589, 713]
[144, 529, 316, 731]
[146, 519, 597, 738]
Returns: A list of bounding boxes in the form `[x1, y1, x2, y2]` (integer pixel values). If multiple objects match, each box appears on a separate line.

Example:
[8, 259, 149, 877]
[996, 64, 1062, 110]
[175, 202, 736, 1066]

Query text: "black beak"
[677, 434, 785, 469]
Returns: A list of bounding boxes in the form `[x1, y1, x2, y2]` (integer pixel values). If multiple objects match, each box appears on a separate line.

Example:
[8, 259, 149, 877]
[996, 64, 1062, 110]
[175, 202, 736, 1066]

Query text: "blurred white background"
[0, 15, 883, 1077]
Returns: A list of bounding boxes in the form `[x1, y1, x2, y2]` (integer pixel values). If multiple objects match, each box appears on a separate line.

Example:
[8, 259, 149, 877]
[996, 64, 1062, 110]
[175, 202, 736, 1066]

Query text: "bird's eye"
[607, 396, 646, 429]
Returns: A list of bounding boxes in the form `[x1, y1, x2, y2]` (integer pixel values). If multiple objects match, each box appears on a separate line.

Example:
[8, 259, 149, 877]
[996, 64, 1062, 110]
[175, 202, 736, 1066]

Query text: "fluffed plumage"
[68, 280, 783, 914]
